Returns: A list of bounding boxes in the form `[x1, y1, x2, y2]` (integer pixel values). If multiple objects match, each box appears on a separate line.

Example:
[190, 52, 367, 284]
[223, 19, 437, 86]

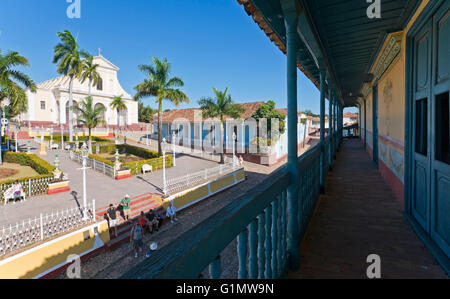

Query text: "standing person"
[106, 204, 118, 237]
[166, 200, 178, 224]
[130, 221, 144, 258]
[120, 195, 132, 222]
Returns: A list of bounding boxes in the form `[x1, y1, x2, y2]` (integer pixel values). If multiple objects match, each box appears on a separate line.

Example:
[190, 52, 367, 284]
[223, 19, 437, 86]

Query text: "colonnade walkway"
[288, 139, 447, 279]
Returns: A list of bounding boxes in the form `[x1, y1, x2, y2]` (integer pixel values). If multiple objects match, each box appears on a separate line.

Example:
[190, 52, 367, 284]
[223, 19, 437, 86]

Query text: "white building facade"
[21, 55, 138, 127]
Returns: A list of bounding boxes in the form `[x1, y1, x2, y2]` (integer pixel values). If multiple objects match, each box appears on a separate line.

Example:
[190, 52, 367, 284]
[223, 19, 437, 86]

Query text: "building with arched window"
[22, 54, 138, 127]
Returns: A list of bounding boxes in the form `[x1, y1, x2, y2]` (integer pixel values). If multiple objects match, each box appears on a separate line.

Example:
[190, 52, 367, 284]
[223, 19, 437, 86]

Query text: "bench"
[142, 164, 152, 174]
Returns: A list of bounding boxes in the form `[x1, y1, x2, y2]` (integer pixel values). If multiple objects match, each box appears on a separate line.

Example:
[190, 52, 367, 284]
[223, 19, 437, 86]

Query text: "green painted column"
[328, 86, 333, 169]
[364, 98, 367, 150]
[282, 1, 300, 270]
[333, 94, 337, 158]
[319, 69, 326, 192]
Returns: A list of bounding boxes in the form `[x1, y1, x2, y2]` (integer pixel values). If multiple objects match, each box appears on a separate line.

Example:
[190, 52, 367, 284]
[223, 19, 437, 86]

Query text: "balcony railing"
[122, 136, 334, 279]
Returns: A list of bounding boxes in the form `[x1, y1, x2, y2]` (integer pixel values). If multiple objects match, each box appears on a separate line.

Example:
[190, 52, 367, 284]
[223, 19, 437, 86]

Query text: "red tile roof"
[152, 102, 287, 123]
[344, 112, 358, 118]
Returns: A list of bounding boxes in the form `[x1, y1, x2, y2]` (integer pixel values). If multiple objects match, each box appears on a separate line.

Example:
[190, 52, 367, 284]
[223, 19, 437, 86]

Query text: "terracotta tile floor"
[288, 139, 448, 279]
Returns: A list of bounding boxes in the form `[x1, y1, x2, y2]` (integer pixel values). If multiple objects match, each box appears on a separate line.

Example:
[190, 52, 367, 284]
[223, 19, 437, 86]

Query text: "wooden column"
[319, 69, 326, 192]
[281, 0, 300, 271]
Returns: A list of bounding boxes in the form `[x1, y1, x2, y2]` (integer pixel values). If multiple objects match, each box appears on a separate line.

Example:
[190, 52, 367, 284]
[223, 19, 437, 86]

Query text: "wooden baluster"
[277, 196, 282, 275]
[257, 212, 265, 279]
[280, 191, 287, 269]
[271, 200, 278, 278]
[248, 219, 258, 279]
[264, 205, 272, 279]
[237, 228, 248, 279]
[209, 255, 221, 279]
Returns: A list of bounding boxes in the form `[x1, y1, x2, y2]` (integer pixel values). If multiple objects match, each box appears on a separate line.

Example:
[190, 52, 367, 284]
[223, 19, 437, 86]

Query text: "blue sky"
[0, 0, 356, 114]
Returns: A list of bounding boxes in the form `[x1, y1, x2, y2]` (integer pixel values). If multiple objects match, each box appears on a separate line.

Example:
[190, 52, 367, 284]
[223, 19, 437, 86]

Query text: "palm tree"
[53, 30, 89, 142]
[134, 57, 189, 156]
[80, 54, 101, 96]
[110, 95, 127, 131]
[0, 50, 36, 116]
[198, 88, 244, 164]
[72, 96, 105, 153]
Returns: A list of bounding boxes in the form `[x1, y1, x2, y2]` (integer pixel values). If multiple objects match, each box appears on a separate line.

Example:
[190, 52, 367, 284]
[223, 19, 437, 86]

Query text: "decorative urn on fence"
[47, 154, 70, 195]
[114, 149, 131, 180]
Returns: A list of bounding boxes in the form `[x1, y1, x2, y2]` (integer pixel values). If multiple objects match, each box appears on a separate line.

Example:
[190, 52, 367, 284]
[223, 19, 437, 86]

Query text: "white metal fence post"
[40, 213, 43, 240]
[92, 199, 96, 221]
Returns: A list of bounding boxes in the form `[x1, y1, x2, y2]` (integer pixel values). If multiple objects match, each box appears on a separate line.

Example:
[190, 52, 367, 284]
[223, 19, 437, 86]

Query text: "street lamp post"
[232, 132, 237, 164]
[0, 108, 3, 165]
[75, 129, 79, 150]
[15, 126, 18, 153]
[172, 131, 176, 167]
[162, 138, 167, 195]
[146, 124, 149, 147]
[6, 123, 10, 151]
[60, 124, 64, 150]
[80, 142, 90, 220]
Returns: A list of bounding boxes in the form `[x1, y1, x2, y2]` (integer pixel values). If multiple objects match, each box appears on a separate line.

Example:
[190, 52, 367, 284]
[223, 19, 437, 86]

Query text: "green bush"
[91, 144, 117, 155]
[87, 144, 172, 174]
[123, 154, 172, 175]
[45, 135, 111, 143]
[0, 152, 55, 185]
[3, 152, 55, 175]
[118, 144, 159, 159]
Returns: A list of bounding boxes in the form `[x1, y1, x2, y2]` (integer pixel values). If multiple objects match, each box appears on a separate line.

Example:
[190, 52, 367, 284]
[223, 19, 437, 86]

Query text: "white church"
[21, 54, 138, 128]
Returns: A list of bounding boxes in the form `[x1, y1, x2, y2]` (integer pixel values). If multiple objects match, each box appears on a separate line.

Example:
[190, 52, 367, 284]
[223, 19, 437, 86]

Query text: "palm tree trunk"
[219, 118, 225, 164]
[68, 75, 74, 142]
[88, 127, 92, 154]
[116, 109, 120, 141]
[158, 100, 162, 156]
[88, 78, 92, 96]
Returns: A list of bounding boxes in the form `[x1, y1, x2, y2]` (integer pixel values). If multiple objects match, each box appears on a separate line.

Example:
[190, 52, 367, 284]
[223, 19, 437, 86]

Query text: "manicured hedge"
[3, 152, 55, 175]
[119, 144, 159, 159]
[45, 135, 111, 143]
[123, 154, 172, 175]
[0, 152, 55, 185]
[87, 144, 172, 175]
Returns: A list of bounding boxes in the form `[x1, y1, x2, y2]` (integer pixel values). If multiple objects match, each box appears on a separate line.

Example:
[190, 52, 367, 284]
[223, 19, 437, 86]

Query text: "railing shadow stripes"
[121, 136, 337, 279]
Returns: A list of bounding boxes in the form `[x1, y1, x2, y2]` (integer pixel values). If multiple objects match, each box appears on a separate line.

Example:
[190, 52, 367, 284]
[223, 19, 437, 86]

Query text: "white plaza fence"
[0, 200, 96, 257]
[69, 151, 115, 178]
[165, 161, 241, 195]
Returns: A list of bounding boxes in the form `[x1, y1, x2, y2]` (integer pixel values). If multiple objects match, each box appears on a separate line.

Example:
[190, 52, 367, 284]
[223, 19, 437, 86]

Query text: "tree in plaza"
[251, 100, 286, 149]
[80, 54, 101, 96]
[53, 30, 89, 142]
[134, 57, 189, 156]
[0, 49, 36, 116]
[110, 95, 127, 130]
[138, 100, 155, 123]
[72, 96, 106, 153]
[198, 88, 244, 164]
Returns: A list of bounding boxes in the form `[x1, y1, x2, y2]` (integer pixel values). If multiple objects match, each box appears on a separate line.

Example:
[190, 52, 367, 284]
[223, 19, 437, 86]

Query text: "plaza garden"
[0, 152, 57, 203]
[70, 143, 173, 179]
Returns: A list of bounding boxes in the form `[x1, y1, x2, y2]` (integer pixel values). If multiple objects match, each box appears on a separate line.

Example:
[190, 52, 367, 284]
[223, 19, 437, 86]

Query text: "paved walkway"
[288, 139, 447, 279]
[0, 140, 218, 227]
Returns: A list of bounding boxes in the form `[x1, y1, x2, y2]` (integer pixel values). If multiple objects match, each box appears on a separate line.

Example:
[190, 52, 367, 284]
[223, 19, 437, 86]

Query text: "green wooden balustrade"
[121, 138, 337, 279]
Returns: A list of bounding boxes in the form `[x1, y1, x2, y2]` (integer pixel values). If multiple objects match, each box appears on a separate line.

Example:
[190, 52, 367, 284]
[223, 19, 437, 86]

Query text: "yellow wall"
[0, 221, 109, 279]
[165, 168, 246, 212]
[360, 0, 430, 183]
